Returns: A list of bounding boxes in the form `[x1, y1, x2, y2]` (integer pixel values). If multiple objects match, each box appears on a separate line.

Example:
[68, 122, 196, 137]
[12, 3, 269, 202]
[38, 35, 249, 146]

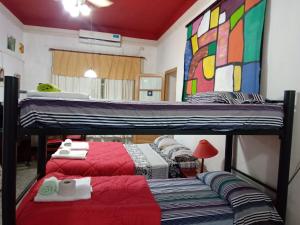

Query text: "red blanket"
[46, 142, 135, 176]
[17, 173, 161, 225]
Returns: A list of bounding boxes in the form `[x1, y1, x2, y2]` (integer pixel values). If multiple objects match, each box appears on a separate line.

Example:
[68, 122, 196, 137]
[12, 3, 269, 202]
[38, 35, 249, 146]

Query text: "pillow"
[197, 172, 282, 225]
[153, 135, 173, 146]
[186, 92, 226, 104]
[197, 171, 247, 198]
[157, 138, 178, 150]
[160, 144, 189, 158]
[224, 92, 265, 104]
[170, 149, 194, 160]
[186, 92, 265, 104]
[174, 155, 197, 162]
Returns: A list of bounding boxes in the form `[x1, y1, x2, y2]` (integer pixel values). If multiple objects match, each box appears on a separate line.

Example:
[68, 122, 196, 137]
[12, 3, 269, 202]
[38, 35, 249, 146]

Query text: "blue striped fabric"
[148, 178, 234, 225]
[198, 172, 283, 225]
[147, 173, 283, 225]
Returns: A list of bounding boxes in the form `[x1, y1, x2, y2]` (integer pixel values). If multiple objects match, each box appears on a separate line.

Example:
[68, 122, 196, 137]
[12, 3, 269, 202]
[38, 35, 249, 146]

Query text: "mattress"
[19, 98, 284, 131]
[46, 142, 135, 176]
[46, 142, 192, 179]
[17, 174, 161, 225]
[26, 91, 90, 100]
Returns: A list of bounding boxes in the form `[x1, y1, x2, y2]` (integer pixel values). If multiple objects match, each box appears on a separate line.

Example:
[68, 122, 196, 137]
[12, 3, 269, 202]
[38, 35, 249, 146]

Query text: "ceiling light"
[62, 0, 113, 17]
[84, 69, 97, 78]
[62, 0, 89, 17]
[62, 0, 77, 11]
[70, 6, 80, 17]
[80, 4, 91, 16]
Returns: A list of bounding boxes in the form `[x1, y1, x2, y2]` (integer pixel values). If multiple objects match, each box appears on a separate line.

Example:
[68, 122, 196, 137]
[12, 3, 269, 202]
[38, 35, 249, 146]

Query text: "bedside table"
[180, 165, 207, 178]
[180, 168, 198, 178]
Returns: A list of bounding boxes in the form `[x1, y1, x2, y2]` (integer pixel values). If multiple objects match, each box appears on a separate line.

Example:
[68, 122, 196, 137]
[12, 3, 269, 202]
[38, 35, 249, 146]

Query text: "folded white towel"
[37, 177, 59, 196]
[60, 141, 89, 151]
[71, 142, 89, 150]
[35, 177, 91, 202]
[63, 139, 72, 147]
[58, 148, 71, 155]
[52, 150, 88, 159]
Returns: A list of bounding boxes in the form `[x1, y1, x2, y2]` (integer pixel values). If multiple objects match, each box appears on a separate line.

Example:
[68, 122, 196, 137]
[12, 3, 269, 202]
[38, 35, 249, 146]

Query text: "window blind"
[52, 50, 142, 80]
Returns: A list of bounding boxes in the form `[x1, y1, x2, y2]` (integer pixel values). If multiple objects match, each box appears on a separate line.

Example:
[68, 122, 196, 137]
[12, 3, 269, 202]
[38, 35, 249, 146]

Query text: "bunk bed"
[2, 76, 295, 225]
[16, 171, 283, 225]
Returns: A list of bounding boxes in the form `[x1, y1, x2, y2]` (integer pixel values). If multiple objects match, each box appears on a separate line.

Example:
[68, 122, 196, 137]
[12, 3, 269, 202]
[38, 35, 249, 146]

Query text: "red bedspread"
[46, 142, 135, 176]
[17, 173, 161, 225]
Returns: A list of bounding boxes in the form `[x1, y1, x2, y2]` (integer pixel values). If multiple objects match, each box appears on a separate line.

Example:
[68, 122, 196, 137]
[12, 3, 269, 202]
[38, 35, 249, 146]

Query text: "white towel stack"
[52, 149, 88, 159]
[34, 176, 92, 202]
[51, 140, 89, 160]
[61, 139, 90, 151]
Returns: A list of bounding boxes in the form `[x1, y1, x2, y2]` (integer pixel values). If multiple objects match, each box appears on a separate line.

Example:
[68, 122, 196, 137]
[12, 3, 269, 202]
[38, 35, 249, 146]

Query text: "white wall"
[261, 0, 300, 224]
[157, 0, 225, 171]
[157, 0, 215, 101]
[157, 0, 300, 224]
[23, 27, 158, 90]
[0, 3, 24, 100]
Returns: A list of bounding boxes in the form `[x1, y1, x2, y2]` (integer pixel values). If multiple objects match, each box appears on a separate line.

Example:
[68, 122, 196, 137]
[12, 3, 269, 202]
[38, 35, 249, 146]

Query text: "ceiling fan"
[60, 0, 113, 17]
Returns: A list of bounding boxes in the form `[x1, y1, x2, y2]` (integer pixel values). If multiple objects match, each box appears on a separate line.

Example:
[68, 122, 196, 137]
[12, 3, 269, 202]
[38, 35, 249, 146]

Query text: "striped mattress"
[19, 98, 284, 130]
[149, 172, 283, 225]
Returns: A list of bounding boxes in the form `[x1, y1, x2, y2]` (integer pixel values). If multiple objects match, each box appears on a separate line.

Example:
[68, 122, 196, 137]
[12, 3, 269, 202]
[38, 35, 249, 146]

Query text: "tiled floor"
[0, 162, 37, 225]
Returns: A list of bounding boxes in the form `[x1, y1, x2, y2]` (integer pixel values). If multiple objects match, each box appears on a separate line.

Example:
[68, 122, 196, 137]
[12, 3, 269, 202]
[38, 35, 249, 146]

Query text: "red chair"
[65, 135, 86, 141]
[47, 135, 86, 155]
[47, 139, 64, 153]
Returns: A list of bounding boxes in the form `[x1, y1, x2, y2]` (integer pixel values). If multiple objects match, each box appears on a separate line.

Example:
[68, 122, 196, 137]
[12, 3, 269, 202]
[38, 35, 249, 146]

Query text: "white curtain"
[52, 75, 134, 100]
[104, 79, 134, 101]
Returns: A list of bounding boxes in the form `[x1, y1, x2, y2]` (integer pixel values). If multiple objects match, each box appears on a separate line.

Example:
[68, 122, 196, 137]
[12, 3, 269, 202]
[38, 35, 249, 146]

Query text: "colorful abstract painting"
[183, 0, 267, 100]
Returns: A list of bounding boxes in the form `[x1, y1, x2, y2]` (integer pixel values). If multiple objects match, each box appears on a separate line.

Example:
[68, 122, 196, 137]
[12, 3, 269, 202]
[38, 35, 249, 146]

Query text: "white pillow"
[154, 135, 173, 145]
[161, 144, 186, 155]
[157, 138, 178, 150]
[171, 149, 193, 160]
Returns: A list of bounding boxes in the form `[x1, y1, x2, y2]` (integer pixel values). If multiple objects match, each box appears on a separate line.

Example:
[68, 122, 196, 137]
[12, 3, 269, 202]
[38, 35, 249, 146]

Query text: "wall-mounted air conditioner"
[79, 30, 122, 47]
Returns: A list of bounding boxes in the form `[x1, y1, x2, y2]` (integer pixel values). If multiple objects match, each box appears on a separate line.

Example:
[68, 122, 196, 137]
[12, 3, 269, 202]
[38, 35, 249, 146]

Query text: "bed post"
[2, 76, 19, 225]
[37, 135, 47, 179]
[276, 90, 295, 221]
[224, 135, 233, 172]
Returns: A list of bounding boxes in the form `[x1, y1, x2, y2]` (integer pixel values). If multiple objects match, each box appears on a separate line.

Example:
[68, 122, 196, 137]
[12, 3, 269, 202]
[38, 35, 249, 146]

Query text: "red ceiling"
[0, 0, 197, 40]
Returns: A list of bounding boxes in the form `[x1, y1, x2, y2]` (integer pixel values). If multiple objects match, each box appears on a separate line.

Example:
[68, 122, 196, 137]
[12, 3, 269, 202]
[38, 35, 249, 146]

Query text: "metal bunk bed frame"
[1, 76, 296, 225]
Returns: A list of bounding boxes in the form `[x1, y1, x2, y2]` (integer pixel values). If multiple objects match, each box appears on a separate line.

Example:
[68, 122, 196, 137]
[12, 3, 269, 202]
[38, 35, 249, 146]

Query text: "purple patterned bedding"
[19, 98, 283, 131]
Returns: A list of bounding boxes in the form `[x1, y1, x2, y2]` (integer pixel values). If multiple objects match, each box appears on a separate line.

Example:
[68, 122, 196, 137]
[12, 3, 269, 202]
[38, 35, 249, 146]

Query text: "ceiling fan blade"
[88, 0, 113, 7]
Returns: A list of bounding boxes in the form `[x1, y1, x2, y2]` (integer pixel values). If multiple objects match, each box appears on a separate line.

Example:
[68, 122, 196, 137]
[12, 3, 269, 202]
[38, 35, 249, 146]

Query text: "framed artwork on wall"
[182, 0, 267, 100]
[19, 42, 24, 54]
[7, 36, 16, 52]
